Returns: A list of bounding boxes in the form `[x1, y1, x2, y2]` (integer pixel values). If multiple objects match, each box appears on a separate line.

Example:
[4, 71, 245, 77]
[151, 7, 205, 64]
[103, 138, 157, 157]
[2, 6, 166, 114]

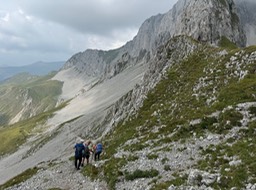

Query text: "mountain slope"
[100, 36, 256, 189]
[49, 0, 248, 129]
[53, 0, 246, 101]
[1, 0, 256, 189]
[0, 72, 63, 125]
[3, 36, 256, 190]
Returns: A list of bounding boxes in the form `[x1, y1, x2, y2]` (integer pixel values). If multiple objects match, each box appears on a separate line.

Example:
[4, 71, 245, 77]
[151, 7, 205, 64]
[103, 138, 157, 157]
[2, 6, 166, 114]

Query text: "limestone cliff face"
[234, 0, 256, 46]
[129, 0, 246, 57]
[62, 50, 106, 78]
[54, 0, 246, 101]
[174, 0, 246, 46]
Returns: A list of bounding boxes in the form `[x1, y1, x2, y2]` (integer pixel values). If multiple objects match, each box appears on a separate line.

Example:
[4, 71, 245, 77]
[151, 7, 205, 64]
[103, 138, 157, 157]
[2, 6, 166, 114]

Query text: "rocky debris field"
[5, 158, 108, 190]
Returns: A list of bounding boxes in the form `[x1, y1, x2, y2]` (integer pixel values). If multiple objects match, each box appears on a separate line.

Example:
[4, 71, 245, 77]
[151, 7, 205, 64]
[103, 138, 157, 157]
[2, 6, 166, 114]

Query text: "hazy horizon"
[0, 0, 178, 67]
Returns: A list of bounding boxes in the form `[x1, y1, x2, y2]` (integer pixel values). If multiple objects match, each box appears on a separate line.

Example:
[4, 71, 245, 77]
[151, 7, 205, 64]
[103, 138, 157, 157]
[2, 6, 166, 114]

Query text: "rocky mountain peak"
[2, 0, 256, 189]
[174, 0, 245, 46]
[131, 0, 246, 56]
[56, 0, 246, 99]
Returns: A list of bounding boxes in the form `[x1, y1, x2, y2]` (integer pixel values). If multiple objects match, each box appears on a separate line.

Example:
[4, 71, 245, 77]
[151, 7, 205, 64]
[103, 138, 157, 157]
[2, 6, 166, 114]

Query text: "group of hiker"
[74, 138, 103, 170]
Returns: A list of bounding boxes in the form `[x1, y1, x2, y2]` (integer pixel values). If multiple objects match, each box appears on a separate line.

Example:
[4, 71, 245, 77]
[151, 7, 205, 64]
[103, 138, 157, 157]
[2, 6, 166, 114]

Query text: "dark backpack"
[96, 143, 103, 153]
[75, 144, 84, 157]
[84, 145, 90, 156]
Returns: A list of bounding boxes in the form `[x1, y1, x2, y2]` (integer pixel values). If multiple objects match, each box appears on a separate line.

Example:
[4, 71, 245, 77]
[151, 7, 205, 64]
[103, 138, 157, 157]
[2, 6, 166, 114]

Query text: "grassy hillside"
[0, 72, 63, 126]
[0, 101, 68, 157]
[1, 37, 256, 190]
[87, 39, 256, 189]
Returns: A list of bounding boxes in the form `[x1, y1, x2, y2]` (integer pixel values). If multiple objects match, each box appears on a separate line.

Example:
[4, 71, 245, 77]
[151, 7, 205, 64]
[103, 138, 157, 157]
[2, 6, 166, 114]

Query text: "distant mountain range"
[0, 61, 65, 81]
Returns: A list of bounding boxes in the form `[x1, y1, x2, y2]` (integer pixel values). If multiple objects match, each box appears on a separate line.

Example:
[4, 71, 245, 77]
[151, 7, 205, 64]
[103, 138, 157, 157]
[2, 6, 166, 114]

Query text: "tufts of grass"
[100, 38, 256, 188]
[218, 36, 237, 49]
[0, 167, 39, 190]
[199, 120, 256, 189]
[150, 173, 187, 190]
[127, 155, 139, 161]
[215, 75, 256, 109]
[164, 165, 171, 171]
[125, 169, 159, 181]
[161, 157, 169, 164]
[219, 109, 243, 127]
[82, 165, 100, 180]
[102, 157, 127, 190]
[147, 154, 158, 160]
[249, 106, 256, 115]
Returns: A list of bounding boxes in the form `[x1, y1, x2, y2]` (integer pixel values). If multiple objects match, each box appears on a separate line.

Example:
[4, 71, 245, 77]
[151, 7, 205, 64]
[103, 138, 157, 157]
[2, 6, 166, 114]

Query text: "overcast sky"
[0, 0, 178, 66]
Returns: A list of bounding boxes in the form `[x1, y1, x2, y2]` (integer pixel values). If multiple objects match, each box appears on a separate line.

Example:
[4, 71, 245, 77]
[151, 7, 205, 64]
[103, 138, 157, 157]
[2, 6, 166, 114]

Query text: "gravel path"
[0, 63, 146, 186]
[5, 159, 108, 190]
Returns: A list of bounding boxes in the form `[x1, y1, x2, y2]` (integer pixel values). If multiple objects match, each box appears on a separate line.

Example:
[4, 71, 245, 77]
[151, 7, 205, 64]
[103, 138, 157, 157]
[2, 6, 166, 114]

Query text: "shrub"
[125, 169, 159, 181]
[147, 154, 158, 160]
[83, 165, 99, 180]
[249, 106, 256, 115]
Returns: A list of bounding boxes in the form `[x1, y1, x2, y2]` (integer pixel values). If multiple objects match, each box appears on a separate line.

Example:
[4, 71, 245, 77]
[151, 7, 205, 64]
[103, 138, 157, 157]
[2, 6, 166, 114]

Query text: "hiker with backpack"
[89, 142, 96, 162]
[88, 141, 95, 162]
[94, 142, 103, 161]
[81, 140, 91, 166]
[74, 138, 85, 170]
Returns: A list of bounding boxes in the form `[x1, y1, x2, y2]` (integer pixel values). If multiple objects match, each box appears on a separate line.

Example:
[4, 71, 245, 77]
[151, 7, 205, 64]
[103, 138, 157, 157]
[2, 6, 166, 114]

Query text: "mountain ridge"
[54, 0, 246, 101]
[1, 0, 256, 189]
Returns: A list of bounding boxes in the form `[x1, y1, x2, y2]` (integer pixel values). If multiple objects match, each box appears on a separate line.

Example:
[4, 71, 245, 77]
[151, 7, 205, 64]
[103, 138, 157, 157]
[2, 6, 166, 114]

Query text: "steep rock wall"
[54, 0, 246, 101]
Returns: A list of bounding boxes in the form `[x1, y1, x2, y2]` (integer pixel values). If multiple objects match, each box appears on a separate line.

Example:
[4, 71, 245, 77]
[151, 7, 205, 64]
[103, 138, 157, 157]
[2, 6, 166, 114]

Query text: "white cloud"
[0, 0, 178, 66]
[0, 13, 9, 22]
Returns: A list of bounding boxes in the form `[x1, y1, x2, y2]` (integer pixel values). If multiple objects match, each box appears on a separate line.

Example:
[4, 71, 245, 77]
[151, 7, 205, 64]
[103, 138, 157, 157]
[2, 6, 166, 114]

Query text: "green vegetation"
[147, 154, 158, 160]
[0, 72, 63, 126]
[249, 106, 256, 115]
[161, 157, 169, 164]
[0, 167, 39, 190]
[216, 75, 256, 108]
[164, 165, 171, 171]
[0, 101, 68, 156]
[125, 169, 159, 181]
[3, 36, 255, 189]
[199, 121, 256, 189]
[99, 37, 256, 189]
[83, 165, 100, 180]
[102, 157, 127, 189]
[127, 155, 139, 161]
[151, 173, 187, 190]
[83, 157, 128, 190]
[218, 36, 237, 49]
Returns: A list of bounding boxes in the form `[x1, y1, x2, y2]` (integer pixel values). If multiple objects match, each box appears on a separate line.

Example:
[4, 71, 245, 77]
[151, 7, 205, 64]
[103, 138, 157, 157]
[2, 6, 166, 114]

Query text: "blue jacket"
[96, 143, 103, 153]
[74, 143, 85, 158]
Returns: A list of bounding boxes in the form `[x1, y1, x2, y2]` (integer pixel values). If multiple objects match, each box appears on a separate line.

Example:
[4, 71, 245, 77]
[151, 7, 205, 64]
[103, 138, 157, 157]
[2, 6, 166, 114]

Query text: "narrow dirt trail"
[0, 64, 145, 185]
